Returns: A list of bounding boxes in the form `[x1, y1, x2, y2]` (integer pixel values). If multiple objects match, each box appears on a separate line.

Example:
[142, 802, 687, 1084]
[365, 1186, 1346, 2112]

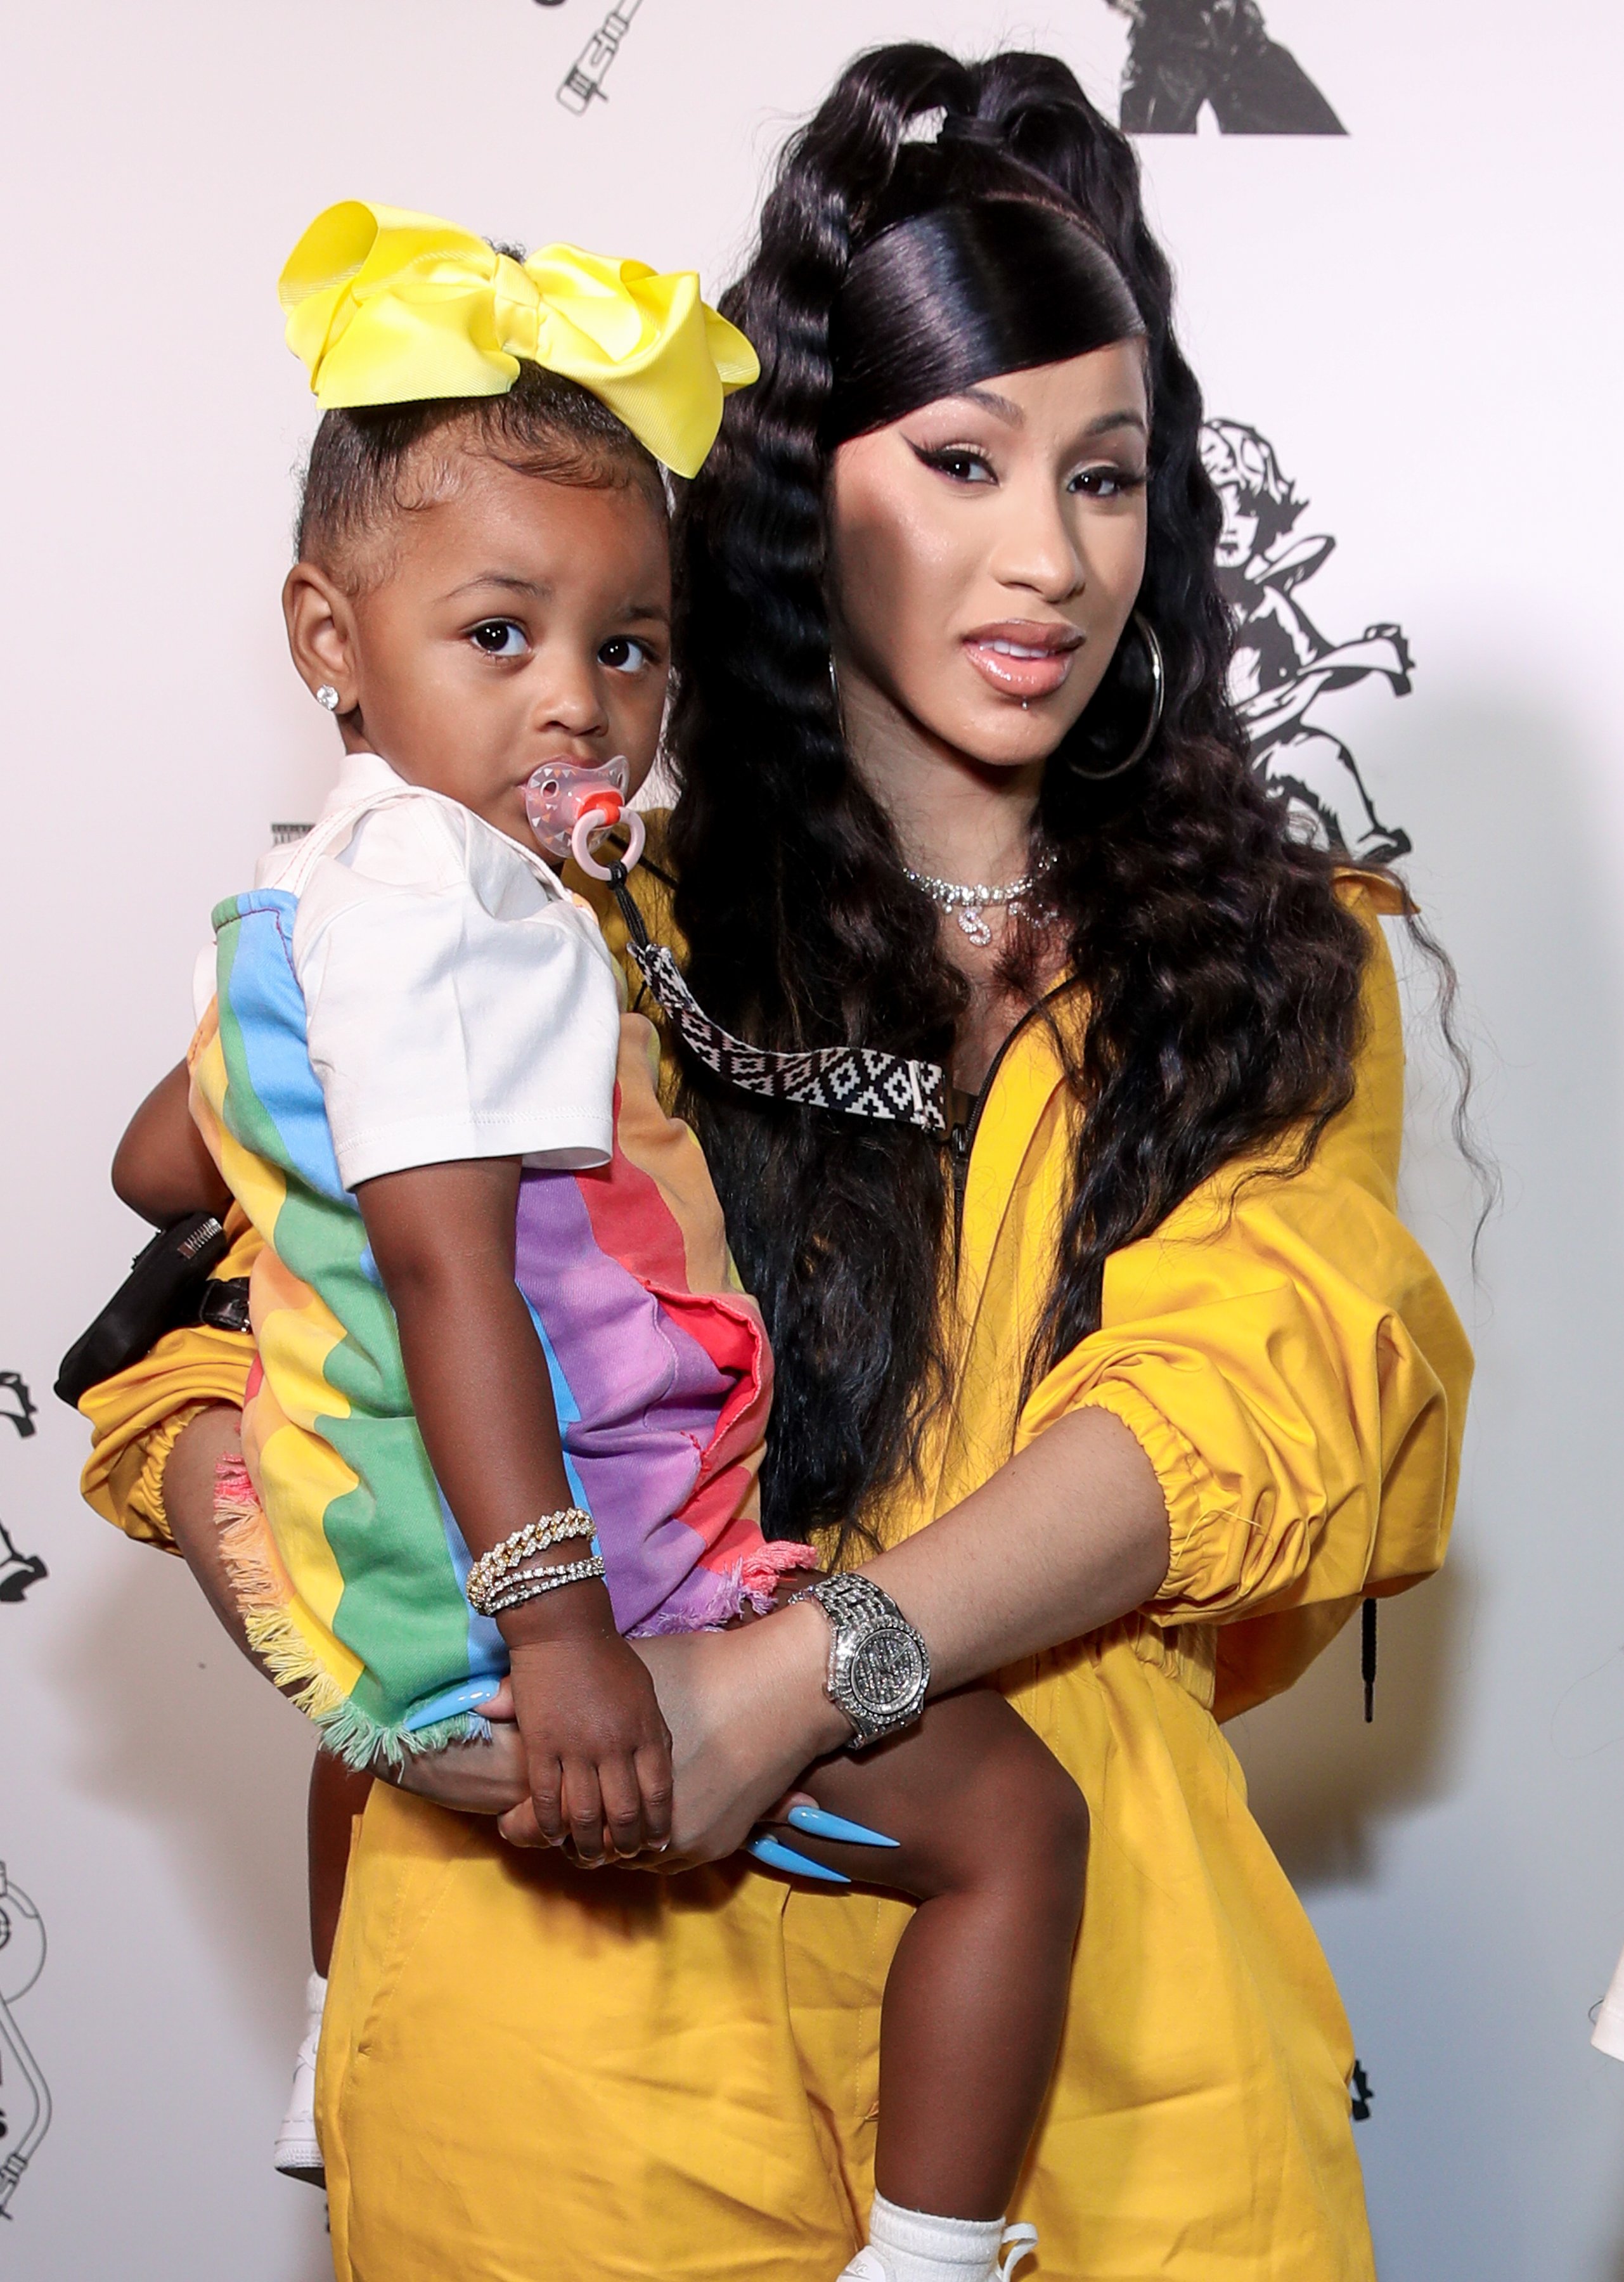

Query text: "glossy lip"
[962, 619, 1083, 701]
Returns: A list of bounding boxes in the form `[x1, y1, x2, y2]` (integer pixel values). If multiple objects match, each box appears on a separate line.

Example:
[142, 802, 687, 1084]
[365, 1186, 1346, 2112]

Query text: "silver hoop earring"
[1067, 612, 1164, 782]
[315, 683, 340, 713]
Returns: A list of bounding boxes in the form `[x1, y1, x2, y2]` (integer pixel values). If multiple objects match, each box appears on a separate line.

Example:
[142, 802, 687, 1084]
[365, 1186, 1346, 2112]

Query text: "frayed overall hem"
[214, 1454, 487, 1771]
[628, 1539, 816, 1635]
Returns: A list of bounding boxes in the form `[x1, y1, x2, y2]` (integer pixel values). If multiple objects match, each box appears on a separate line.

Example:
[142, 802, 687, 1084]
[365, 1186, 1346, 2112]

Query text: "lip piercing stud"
[316, 683, 340, 712]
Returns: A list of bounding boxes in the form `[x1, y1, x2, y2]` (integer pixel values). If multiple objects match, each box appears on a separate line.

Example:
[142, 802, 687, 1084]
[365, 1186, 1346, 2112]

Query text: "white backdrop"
[4, 4, 1623, 2275]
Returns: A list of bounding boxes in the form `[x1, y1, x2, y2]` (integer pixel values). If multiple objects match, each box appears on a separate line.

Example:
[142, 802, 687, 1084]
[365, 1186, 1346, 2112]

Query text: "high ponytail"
[672, 44, 978, 1036]
[671, 46, 1374, 1554]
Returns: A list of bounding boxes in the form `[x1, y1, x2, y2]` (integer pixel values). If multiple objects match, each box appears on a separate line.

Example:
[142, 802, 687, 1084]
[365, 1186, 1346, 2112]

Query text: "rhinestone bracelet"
[479, 1552, 607, 1619]
[465, 1508, 595, 1616]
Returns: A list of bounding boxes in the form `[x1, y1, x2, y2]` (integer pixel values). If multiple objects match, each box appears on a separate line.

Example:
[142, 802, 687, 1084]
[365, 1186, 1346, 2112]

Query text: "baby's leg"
[308, 1748, 373, 1975]
[777, 1688, 1088, 2223]
[277, 1749, 372, 2184]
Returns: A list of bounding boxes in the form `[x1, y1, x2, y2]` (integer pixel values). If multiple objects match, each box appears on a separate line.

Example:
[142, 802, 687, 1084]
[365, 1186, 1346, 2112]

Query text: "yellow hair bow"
[279, 200, 757, 480]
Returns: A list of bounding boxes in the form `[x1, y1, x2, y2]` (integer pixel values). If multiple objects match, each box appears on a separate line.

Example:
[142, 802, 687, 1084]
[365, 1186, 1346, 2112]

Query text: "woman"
[82, 43, 1470, 2281]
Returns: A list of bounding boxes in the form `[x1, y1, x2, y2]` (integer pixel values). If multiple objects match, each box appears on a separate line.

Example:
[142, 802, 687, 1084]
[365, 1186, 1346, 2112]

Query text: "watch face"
[851, 1622, 929, 1721]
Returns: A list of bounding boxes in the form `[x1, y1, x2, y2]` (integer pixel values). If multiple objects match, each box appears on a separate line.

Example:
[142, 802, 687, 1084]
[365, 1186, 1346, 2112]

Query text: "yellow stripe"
[251, 1244, 354, 1430]
[193, 1022, 295, 1249]
[243, 1360, 361, 1659]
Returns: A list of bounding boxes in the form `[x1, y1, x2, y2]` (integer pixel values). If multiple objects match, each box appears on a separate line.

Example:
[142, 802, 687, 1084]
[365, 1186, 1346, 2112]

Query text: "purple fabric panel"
[630, 1561, 761, 1637]
[513, 1168, 733, 1634]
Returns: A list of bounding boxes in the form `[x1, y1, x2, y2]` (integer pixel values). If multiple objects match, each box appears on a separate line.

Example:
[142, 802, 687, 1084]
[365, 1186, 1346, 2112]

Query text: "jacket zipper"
[948, 978, 1076, 1244]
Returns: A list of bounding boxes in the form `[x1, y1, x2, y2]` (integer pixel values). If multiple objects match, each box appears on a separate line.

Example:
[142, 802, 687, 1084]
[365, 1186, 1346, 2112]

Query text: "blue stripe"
[217, 892, 349, 1204]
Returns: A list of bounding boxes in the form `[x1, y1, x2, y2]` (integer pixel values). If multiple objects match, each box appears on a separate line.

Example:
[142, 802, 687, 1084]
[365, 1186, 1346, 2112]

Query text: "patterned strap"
[610, 871, 947, 1136]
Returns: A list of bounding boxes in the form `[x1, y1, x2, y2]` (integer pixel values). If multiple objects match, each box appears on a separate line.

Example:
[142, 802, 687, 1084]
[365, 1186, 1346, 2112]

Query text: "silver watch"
[792, 1574, 931, 1749]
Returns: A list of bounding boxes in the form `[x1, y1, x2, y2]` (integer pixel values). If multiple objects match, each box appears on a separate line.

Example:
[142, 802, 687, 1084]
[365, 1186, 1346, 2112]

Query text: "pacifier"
[524, 754, 647, 881]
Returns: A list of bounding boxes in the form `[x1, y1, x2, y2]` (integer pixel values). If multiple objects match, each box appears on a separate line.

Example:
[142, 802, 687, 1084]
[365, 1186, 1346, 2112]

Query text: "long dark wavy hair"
[669, 44, 1379, 1554]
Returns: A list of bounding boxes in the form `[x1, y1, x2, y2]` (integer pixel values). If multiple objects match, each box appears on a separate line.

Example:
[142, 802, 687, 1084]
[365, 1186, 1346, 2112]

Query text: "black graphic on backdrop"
[1107, 1, 1344, 134]
[530, 3, 1340, 135]
[0, 1524, 44, 1607]
[0, 1374, 45, 1604]
[558, 0, 643, 113]
[0, 1863, 50, 2216]
[1202, 420, 1412, 863]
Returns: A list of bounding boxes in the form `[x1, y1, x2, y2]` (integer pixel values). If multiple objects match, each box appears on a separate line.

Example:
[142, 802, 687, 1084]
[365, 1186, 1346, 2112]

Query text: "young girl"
[113, 200, 1088, 2282]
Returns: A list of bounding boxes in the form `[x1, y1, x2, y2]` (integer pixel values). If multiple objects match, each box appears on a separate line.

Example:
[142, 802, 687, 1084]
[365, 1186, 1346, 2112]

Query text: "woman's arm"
[610, 899, 1470, 1866]
[596, 1409, 1166, 1866]
[861, 1406, 1168, 1688]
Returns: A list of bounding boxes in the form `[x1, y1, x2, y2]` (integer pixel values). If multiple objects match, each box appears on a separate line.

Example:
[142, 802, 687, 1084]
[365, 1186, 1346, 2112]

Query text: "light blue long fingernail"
[403, 1676, 505, 1732]
[786, 1803, 900, 1849]
[745, 1834, 851, 1885]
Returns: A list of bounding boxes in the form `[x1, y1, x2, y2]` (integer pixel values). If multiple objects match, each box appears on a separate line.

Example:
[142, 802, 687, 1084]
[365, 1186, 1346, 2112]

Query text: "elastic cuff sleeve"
[1069, 1381, 1228, 1616]
[122, 1400, 214, 1553]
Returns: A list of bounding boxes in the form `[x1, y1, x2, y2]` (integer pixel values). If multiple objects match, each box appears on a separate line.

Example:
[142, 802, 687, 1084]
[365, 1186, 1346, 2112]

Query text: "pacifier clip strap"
[607, 867, 948, 1137]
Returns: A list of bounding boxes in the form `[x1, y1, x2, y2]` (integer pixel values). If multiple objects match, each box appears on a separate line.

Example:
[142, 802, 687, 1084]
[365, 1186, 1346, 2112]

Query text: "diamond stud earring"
[315, 684, 340, 712]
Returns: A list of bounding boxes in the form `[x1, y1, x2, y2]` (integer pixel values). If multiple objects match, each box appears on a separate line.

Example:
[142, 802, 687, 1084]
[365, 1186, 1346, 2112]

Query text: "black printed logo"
[546, 0, 645, 113]
[1204, 419, 1412, 863]
[0, 1375, 45, 1606]
[1108, 1, 1344, 134]
[0, 1377, 35, 1440]
[0, 1864, 50, 2215]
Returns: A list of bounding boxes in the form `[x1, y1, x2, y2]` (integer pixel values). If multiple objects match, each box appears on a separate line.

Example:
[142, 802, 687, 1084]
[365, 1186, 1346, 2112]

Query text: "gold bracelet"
[480, 1552, 607, 1618]
[465, 1508, 595, 1616]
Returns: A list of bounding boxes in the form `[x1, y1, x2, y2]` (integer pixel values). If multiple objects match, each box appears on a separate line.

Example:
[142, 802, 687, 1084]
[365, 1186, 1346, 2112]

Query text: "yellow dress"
[81, 853, 1471, 2281]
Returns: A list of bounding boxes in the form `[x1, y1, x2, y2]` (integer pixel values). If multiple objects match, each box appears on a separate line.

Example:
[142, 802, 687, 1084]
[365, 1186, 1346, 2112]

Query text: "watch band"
[793, 1573, 931, 1749]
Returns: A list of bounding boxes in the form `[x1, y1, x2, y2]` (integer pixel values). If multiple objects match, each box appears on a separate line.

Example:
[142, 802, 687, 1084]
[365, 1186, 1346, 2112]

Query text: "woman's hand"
[389, 1718, 530, 1816]
[496, 1601, 847, 1864]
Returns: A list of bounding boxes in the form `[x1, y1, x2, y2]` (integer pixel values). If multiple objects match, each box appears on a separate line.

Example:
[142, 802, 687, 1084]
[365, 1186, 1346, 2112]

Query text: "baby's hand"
[497, 1628, 673, 1862]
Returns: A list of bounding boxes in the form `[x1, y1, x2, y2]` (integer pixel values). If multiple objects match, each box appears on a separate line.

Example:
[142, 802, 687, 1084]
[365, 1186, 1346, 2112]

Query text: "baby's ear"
[283, 560, 358, 718]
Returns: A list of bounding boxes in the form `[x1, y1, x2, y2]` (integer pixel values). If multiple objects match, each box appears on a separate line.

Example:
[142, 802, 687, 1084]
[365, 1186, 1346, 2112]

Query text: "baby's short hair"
[296, 359, 667, 587]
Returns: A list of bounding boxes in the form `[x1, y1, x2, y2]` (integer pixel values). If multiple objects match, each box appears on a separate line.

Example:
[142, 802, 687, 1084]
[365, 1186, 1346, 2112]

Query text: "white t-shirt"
[197, 750, 622, 1190]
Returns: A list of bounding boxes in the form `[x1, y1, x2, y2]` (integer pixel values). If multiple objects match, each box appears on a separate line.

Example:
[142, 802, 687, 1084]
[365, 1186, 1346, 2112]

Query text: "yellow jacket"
[81, 858, 1469, 2281]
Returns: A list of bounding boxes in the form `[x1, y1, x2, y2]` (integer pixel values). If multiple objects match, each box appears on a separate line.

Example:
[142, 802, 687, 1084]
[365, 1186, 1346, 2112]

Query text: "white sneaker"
[273, 1971, 326, 2185]
[996, 2224, 1039, 2279]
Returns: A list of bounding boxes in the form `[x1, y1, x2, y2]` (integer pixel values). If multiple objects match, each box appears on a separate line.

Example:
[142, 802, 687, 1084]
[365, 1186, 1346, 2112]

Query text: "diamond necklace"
[904, 860, 1046, 947]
